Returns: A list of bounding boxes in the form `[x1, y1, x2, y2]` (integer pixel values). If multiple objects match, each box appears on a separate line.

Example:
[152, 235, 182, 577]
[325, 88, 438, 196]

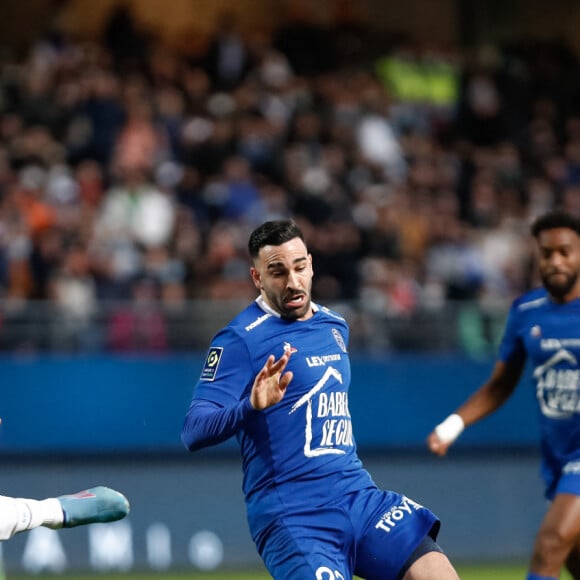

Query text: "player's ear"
[250, 266, 261, 289]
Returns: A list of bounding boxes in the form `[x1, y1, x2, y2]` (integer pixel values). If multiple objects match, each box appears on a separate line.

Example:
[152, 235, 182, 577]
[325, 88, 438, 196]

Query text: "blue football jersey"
[499, 287, 580, 495]
[189, 297, 376, 536]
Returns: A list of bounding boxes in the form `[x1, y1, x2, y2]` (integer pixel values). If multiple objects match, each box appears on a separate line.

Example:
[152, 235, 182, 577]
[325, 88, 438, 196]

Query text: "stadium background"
[1, 0, 580, 577]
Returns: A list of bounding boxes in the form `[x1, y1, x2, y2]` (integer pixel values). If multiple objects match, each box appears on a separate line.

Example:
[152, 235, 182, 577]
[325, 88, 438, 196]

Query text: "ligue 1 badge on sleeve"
[332, 328, 347, 353]
[201, 347, 224, 381]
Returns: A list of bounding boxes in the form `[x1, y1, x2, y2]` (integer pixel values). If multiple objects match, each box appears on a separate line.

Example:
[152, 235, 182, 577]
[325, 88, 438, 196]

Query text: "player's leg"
[352, 489, 459, 580]
[0, 494, 62, 540]
[400, 544, 459, 580]
[396, 534, 459, 579]
[528, 492, 580, 578]
[256, 507, 353, 580]
[57, 486, 129, 528]
[0, 486, 129, 541]
[0, 495, 30, 540]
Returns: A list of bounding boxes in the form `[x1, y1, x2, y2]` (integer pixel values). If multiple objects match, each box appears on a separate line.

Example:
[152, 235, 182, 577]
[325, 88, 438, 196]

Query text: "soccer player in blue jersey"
[182, 219, 459, 580]
[428, 210, 580, 580]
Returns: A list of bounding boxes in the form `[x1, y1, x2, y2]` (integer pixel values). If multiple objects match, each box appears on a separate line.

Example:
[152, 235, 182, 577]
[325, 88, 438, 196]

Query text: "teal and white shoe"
[58, 486, 130, 528]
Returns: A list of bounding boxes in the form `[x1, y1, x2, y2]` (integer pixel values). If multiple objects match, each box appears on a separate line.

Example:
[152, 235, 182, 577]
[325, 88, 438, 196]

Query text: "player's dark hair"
[248, 220, 305, 258]
[531, 210, 580, 238]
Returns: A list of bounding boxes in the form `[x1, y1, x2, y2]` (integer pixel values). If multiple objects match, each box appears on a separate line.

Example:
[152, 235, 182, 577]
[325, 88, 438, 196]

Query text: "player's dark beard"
[279, 289, 312, 320]
[542, 270, 578, 300]
[280, 297, 311, 320]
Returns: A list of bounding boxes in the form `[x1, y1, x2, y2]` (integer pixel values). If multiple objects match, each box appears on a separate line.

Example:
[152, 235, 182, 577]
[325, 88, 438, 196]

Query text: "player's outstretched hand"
[427, 431, 453, 456]
[250, 352, 293, 410]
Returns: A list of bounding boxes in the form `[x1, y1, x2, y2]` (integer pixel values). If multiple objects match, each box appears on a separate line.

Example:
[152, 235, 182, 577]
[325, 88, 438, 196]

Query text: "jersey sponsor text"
[306, 354, 342, 367]
[374, 496, 423, 533]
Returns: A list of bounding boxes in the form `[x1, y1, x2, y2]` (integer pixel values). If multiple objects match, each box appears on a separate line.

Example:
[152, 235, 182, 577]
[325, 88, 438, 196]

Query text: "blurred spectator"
[29, 226, 64, 299]
[48, 243, 99, 351]
[356, 93, 406, 183]
[114, 89, 166, 174]
[13, 165, 56, 237]
[95, 166, 175, 249]
[71, 68, 125, 167]
[425, 218, 485, 301]
[103, 4, 151, 68]
[359, 256, 419, 317]
[456, 48, 507, 147]
[185, 116, 236, 178]
[106, 275, 168, 353]
[204, 12, 252, 91]
[211, 155, 265, 224]
[75, 160, 106, 209]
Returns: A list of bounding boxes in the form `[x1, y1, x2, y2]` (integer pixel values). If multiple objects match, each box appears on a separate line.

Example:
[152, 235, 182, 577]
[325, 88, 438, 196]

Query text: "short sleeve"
[497, 303, 526, 364]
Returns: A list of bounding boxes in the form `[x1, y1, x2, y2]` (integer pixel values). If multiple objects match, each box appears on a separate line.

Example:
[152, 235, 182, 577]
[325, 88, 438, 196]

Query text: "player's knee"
[401, 551, 459, 580]
[533, 528, 572, 567]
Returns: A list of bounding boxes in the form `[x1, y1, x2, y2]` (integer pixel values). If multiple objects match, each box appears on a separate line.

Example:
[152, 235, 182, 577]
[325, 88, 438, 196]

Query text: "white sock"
[15, 497, 64, 530]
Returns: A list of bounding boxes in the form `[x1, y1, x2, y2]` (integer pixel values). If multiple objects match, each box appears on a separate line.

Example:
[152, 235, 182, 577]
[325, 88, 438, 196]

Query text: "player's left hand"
[250, 352, 293, 410]
[427, 431, 453, 456]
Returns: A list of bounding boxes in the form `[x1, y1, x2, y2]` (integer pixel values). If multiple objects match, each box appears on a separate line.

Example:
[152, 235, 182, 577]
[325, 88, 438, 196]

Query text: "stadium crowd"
[1, 6, 580, 353]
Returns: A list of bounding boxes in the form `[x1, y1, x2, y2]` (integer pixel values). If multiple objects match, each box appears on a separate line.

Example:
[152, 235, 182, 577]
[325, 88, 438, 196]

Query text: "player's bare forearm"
[456, 360, 523, 426]
[428, 359, 523, 456]
[250, 352, 293, 410]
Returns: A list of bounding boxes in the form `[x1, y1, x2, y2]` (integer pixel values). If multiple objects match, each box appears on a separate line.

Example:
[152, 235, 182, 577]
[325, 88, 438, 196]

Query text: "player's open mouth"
[285, 295, 305, 307]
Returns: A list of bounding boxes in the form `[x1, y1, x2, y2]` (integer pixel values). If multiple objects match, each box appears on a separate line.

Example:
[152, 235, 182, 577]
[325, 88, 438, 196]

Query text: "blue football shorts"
[552, 459, 580, 499]
[256, 487, 441, 580]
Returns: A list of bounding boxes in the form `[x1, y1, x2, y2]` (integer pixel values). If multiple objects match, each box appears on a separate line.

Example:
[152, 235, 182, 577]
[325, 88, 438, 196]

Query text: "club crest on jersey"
[200, 347, 223, 381]
[332, 328, 347, 353]
[284, 342, 298, 354]
[531, 325, 541, 337]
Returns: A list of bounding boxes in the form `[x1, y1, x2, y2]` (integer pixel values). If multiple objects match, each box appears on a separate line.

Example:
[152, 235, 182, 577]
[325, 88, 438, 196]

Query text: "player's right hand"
[427, 431, 453, 456]
[250, 352, 294, 410]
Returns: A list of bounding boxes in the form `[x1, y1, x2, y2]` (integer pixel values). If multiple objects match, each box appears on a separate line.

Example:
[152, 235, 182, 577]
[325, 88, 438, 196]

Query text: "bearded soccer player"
[182, 219, 459, 580]
[429, 209, 580, 580]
